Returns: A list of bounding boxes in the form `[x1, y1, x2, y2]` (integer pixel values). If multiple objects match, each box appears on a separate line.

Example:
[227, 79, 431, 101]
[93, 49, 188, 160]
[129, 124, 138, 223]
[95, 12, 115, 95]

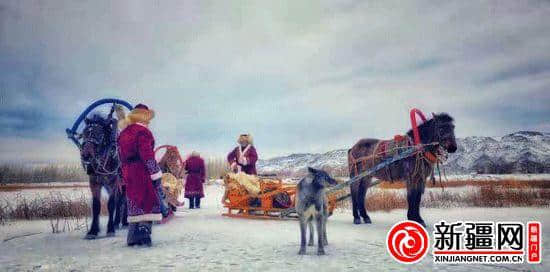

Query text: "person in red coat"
[227, 134, 258, 175]
[184, 151, 206, 209]
[118, 103, 163, 247]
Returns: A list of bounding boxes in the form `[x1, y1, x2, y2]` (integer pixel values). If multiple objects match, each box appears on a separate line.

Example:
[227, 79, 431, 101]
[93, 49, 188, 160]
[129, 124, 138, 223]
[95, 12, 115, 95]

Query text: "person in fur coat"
[184, 151, 206, 209]
[227, 134, 258, 175]
[118, 103, 166, 246]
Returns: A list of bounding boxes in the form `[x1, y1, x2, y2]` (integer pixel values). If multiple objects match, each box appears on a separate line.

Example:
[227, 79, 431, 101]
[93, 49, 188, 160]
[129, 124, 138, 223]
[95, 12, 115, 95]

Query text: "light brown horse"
[348, 113, 457, 226]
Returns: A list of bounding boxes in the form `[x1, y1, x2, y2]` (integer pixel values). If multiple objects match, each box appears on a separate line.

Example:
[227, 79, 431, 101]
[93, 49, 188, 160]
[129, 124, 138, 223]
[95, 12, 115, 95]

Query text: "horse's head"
[432, 113, 457, 153]
[308, 167, 338, 189]
[407, 112, 457, 153]
[80, 113, 116, 173]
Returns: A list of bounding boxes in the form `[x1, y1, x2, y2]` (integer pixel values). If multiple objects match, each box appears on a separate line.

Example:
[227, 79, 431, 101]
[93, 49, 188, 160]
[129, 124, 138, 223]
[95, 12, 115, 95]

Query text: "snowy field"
[1, 184, 549, 272]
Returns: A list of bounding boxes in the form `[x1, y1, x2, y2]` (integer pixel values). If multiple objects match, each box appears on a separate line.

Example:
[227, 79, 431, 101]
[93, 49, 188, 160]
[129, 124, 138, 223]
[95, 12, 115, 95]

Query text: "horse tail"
[347, 148, 356, 178]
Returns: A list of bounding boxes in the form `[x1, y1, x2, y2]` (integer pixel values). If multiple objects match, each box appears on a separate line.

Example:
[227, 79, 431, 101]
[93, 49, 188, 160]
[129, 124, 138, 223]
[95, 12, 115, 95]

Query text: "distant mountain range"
[257, 131, 550, 177]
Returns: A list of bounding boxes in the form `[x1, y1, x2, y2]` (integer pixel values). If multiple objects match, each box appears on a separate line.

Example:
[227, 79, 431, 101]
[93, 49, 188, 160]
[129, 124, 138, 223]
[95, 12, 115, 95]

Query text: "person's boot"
[139, 222, 152, 247]
[127, 223, 141, 246]
[195, 197, 201, 209]
[188, 197, 195, 209]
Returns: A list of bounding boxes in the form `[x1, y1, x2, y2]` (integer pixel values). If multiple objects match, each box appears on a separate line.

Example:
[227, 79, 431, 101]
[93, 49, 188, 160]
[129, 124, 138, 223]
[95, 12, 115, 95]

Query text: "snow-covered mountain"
[257, 131, 550, 176]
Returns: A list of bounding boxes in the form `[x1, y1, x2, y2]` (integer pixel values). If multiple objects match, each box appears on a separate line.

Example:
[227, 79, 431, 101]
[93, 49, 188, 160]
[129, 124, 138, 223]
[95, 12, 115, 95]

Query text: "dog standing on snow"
[296, 167, 338, 255]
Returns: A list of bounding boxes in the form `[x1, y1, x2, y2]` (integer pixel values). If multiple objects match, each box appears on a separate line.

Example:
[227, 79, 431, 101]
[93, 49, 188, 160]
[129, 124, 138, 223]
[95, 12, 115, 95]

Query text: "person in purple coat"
[118, 103, 164, 247]
[184, 151, 206, 209]
[227, 134, 258, 175]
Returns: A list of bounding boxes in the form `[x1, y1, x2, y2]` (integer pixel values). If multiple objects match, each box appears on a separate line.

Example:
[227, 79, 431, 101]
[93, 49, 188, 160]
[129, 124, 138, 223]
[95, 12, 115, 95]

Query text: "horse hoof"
[308, 242, 314, 247]
[317, 250, 326, 256]
[353, 218, 362, 225]
[409, 217, 427, 227]
[142, 238, 152, 247]
[363, 217, 372, 224]
[84, 233, 97, 240]
[298, 249, 306, 255]
[106, 232, 115, 237]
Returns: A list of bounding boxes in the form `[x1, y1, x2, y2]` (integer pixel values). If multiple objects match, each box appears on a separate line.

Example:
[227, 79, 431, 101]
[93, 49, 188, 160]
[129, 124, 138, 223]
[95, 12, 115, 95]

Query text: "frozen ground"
[1, 184, 549, 272]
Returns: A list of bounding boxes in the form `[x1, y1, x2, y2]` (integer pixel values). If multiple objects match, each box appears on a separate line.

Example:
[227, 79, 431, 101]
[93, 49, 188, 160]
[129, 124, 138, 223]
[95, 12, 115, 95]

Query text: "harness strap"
[348, 135, 414, 177]
[424, 151, 438, 164]
[410, 108, 427, 146]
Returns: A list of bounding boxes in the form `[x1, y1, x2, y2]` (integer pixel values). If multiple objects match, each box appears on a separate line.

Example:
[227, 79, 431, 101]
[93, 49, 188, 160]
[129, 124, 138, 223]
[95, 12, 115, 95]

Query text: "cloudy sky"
[1, 0, 549, 163]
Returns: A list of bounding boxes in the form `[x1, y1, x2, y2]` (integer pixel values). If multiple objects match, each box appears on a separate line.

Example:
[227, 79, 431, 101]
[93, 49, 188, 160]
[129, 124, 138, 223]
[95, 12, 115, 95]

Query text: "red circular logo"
[386, 221, 429, 264]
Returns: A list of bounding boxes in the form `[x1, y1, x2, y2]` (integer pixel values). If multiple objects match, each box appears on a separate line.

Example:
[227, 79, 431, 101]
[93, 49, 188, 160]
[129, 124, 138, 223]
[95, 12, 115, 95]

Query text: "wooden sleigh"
[221, 173, 342, 220]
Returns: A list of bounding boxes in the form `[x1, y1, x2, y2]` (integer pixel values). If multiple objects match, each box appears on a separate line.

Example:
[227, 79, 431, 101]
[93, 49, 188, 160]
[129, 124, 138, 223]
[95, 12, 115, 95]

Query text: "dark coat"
[227, 145, 258, 175]
[118, 123, 162, 223]
[184, 155, 206, 198]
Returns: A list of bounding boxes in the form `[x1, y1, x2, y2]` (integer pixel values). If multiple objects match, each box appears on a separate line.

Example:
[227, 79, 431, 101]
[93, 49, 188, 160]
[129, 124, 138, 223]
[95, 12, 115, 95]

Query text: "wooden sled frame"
[222, 175, 338, 220]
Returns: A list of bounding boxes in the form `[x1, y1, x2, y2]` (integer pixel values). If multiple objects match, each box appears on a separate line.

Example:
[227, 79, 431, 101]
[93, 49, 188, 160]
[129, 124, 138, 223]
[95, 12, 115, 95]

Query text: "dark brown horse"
[80, 113, 127, 239]
[348, 113, 457, 226]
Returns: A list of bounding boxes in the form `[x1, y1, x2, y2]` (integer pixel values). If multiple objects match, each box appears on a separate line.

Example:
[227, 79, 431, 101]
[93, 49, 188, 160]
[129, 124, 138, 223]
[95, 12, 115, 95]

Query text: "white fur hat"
[237, 134, 253, 145]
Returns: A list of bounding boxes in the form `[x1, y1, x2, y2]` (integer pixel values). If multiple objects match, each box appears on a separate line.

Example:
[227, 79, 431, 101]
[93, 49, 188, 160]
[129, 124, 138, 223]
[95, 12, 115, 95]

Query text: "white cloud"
[1, 0, 549, 161]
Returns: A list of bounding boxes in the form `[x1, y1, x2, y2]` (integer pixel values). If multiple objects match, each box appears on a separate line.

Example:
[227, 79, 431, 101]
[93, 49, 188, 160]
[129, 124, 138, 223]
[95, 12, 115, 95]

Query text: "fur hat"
[126, 103, 155, 125]
[191, 150, 200, 157]
[237, 133, 253, 145]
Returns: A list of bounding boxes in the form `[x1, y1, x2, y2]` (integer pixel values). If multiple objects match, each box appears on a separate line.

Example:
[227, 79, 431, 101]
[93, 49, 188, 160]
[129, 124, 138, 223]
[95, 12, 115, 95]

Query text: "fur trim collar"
[239, 144, 251, 155]
[127, 108, 155, 125]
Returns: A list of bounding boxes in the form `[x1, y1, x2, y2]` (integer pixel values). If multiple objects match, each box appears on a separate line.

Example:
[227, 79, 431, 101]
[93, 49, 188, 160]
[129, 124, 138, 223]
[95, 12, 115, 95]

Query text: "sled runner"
[155, 145, 186, 209]
[221, 172, 342, 220]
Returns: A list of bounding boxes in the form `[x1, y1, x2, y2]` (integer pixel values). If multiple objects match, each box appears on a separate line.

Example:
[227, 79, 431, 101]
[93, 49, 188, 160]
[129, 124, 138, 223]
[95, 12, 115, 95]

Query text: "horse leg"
[358, 178, 372, 224]
[406, 180, 426, 227]
[415, 181, 426, 227]
[113, 188, 121, 230]
[120, 186, 128, 226]
[86, 179, 101, 239]
[350, 183, 361, 224]
[322, 205, 328, 246]
[106, 190, 116, 236]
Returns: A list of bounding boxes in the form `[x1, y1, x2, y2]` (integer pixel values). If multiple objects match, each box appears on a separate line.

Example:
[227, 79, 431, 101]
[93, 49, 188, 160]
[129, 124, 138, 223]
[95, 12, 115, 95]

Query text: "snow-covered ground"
[0, 186, 89, 203]
[1, 184, 548, 271]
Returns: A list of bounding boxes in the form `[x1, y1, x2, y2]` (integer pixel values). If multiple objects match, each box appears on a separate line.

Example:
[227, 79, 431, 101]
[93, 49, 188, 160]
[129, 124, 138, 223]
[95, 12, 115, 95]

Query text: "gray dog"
[296, 167, 338, 255]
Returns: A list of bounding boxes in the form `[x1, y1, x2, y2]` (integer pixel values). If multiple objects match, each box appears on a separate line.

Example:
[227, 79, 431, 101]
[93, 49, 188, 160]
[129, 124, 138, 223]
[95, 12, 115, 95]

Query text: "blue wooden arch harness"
[66, 98, 133, 148]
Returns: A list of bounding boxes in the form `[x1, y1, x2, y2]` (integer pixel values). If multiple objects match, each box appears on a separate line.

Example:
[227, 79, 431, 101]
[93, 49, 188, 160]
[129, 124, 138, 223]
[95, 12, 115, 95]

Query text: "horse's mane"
[86, 111, 110, 123]
[83, 111, 117, 147]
